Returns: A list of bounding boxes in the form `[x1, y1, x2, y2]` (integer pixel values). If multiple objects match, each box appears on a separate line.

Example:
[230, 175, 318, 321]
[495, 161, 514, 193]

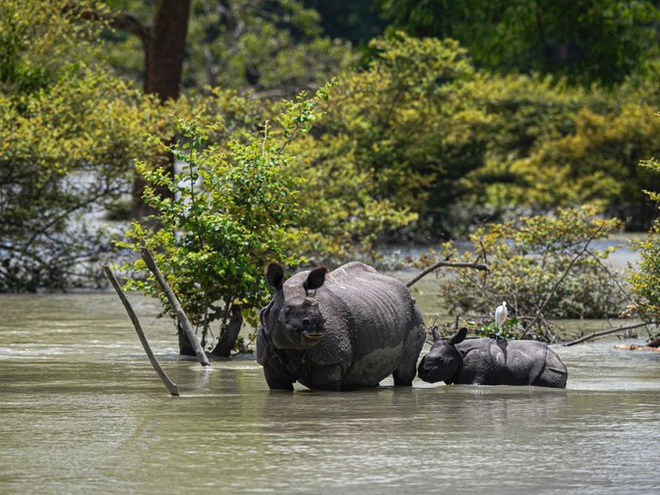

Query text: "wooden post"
[102, 264, 180, 396]
[140, 248, 211, 367]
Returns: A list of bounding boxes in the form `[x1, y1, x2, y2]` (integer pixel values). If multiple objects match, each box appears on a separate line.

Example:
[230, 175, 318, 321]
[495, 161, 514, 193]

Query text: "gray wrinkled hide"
[257, 261, 426, 391]
[417, 328, 568, 388]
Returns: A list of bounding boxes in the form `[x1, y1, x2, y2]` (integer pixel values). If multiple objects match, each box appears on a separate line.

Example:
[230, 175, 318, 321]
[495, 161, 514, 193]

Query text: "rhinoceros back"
[456, 338, 568, 387]
[306, 262, 424, 386]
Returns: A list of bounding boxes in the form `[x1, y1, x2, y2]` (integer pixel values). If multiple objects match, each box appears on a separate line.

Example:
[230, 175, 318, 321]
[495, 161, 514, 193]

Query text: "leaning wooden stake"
[141, 248, 211, 367]
[405, 260, 489, 288]
[102, 264, 180, 397]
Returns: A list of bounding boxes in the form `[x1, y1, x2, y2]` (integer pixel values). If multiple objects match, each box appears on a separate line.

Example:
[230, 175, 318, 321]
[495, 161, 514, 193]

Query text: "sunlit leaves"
[105, 0, 355, 98]
[118, 87, 335, 343]
[0, 1, 167, 291]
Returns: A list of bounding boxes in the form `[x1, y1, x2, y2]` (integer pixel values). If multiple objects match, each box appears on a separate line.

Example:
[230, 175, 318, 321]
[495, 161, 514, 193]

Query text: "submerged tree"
[627, 115, 660, 344]
[118, 85, 335, 357]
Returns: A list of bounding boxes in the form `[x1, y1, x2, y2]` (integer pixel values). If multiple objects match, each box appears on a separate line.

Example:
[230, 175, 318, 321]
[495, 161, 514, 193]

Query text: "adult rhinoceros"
[417, 327, 568, 388]
[256, 261, 426, 391]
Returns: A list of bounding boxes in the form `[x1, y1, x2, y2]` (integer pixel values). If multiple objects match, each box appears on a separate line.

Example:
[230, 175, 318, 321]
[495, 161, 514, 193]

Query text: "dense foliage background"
[2, 0, 658, 348]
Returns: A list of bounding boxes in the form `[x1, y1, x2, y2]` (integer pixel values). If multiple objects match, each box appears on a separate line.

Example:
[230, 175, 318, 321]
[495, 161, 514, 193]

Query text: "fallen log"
[102, 264, 180, 396]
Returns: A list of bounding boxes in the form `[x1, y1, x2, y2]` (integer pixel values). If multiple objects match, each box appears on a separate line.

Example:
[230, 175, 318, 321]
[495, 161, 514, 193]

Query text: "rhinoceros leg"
[393, 324, 426, 387]
[310, 365, 344, 391]
[393, 367, 415, 386]
[263, 362, 295, 391]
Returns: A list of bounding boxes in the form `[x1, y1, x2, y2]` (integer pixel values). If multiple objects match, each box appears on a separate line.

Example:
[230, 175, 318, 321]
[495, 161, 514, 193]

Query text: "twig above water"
[521, 224, 604, 339]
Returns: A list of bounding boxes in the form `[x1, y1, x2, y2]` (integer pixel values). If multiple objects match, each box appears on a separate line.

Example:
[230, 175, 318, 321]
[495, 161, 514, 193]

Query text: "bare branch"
[405, 260, 489, 288]
[563, 322, 654, 346]
[585, 248, 634, 304]
[108, 13, 150, 43]
[102, 264, 179, 396]
[521, 223, 604, 338]
[61, 3, 150, 43]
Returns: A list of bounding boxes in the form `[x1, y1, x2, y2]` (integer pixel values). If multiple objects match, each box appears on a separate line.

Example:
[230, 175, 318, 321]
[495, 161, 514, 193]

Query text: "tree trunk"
[130, 0, 192, 219]
[144, 0, 191, 100]
[210, 305, 244, 358]
[177, 321, 197, 357]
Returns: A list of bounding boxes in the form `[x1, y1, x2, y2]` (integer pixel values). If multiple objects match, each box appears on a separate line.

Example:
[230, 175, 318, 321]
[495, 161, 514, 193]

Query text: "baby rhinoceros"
[256, 261, 426, 391]
[417, 327, 568, 388]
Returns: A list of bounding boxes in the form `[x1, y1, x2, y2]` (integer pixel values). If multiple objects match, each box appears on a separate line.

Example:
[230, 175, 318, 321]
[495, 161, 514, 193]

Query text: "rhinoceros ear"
[303, 266, 327, 293]
[266, 263, 284, 290]
[448, 327, 468, 346]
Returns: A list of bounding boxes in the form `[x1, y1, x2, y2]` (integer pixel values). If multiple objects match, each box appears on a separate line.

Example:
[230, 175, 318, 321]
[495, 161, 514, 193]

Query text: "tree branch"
[585, 248, 634, 304]
[102, 264, 179, 396]
[140, 248, 211, 367]
[108, 13, 150, 43]
[521, 223, 604, 338]
[405, 260, 489, 288]
[563, 322, 656, 346]
[61, 3, 150, 43]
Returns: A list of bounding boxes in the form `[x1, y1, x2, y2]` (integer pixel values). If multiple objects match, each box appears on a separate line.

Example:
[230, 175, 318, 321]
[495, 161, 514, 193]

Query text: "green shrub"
[627, 124, 660, 325]
[118, 86, 332, 355]
[293, 32, 659, 240]
[627, 221, 660, 323]
[457, 79, 660, 231]
[422, 206, 626, 341]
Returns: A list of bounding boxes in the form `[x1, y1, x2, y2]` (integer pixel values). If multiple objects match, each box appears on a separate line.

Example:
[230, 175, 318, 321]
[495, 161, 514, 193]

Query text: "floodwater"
[1, 290, 659, 494]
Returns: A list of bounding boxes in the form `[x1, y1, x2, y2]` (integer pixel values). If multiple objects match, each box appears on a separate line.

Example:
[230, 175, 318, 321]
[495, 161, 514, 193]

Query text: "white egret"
[494, 301, 508, 329]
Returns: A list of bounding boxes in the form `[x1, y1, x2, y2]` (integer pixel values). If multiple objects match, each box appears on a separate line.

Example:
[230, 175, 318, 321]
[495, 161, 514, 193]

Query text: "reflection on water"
[1, 293, 660, 494]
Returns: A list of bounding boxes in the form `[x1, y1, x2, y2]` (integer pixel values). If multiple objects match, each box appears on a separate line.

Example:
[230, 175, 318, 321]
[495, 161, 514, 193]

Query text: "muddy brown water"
[1, 284, 659, 494]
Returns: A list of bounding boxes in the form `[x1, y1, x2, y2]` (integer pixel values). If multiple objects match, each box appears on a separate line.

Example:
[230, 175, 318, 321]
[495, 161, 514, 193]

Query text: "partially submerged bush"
[118, 86, 331, 356]
[626, 139, 660, 328]
[0, 1, 171, 292]
[422, 206, 626, 341]
[626, 223, 660, 323]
